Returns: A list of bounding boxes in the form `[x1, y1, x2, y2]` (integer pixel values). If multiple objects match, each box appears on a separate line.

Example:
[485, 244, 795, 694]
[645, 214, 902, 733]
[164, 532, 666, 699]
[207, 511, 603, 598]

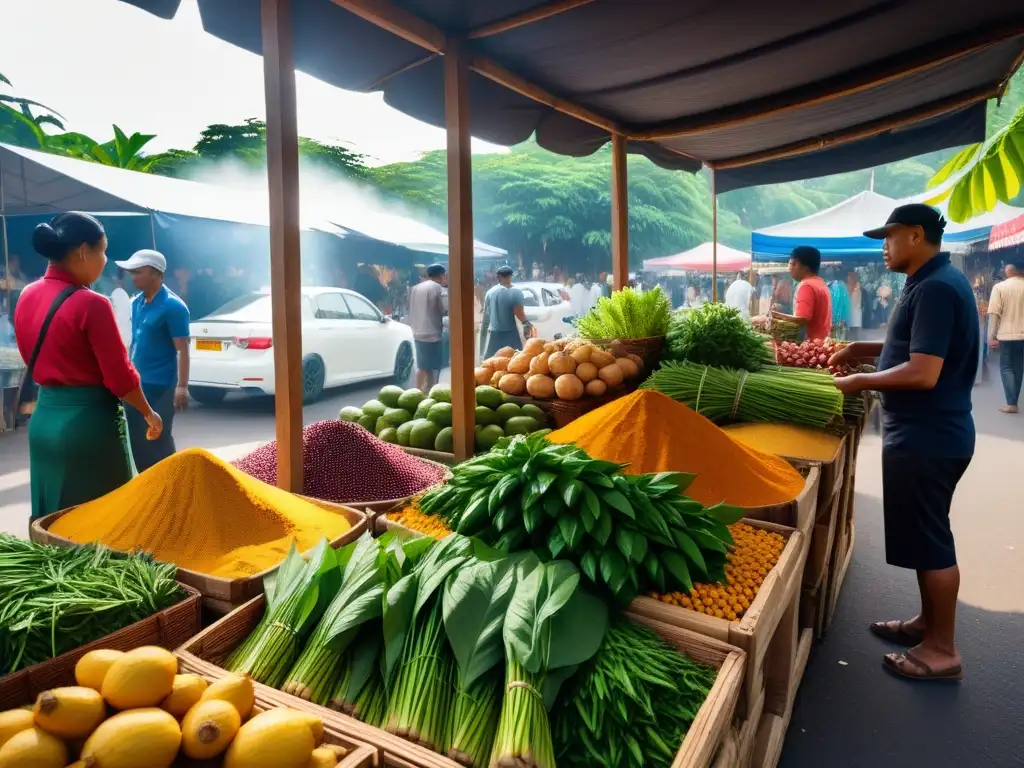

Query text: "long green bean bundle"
[552, 617, 717, 768]
[0, 535, 182, 674]
[642, 360, 844, 429]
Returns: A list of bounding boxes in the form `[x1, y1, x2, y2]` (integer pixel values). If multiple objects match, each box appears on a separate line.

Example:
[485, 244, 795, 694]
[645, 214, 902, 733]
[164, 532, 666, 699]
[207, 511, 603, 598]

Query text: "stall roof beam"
[633, 20, 1024, 141]
[466, 0, 596, 39]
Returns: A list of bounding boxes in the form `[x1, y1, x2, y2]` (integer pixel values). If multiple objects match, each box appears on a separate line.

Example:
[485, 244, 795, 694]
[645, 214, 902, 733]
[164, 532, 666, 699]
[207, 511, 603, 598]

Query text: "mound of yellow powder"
[49, 448, 352, 579]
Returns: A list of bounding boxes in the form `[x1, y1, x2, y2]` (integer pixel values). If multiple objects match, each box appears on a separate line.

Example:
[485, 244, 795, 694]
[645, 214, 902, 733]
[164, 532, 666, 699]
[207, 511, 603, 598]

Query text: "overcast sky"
[2, 0, 503, 165]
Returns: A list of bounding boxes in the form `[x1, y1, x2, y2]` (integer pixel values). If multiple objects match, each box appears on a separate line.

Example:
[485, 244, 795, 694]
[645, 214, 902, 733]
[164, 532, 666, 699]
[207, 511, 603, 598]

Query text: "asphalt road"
[1, 365, 1021, 767]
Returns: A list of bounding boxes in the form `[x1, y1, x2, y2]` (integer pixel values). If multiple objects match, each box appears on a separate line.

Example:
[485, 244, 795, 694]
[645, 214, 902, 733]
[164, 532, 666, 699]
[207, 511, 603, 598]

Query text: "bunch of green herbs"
[419, 433, 739, 605]
[0, 535, 182, 674]
[552, 617, 717, 768]
[666, 303, 773, 371]
[575, 286, 671, 339]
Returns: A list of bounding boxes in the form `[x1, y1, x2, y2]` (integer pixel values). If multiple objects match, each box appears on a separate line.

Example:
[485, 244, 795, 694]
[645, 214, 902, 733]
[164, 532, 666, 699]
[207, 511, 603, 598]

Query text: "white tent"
[0, 143, 506, 258]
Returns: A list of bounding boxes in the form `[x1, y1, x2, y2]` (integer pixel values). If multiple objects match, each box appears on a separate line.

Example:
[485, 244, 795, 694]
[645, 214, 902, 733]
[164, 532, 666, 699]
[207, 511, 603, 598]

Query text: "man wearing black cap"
[408, 264, 448, 391]
[829, 203, 978, 682]
[481, 266, 529, 358]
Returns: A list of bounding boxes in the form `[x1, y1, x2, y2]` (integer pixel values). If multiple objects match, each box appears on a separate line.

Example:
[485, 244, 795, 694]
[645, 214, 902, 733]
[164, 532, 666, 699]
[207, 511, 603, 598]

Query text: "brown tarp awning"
[120, 0, 1023, 190]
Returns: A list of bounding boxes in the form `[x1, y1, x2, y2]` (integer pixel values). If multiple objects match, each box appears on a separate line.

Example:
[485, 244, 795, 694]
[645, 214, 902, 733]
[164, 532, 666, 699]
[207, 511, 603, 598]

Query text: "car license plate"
[196, 340, 222, 352]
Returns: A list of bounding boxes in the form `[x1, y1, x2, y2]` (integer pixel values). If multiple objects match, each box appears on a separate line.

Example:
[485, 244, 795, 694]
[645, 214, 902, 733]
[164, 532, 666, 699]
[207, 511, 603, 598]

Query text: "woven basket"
[584, 334, 666, 370]
[303, 456, 453, 512]
[0, 582, 201, 709]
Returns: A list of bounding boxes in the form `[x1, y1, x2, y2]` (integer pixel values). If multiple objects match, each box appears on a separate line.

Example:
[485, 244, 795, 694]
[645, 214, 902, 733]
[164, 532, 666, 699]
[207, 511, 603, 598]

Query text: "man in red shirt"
[773, 245, 833, 340]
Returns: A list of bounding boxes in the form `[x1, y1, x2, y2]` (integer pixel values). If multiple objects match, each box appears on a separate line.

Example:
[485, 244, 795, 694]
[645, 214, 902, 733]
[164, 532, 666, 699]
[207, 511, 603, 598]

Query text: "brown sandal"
[883, 650, 963, 681]
[869, 619, 924, 646]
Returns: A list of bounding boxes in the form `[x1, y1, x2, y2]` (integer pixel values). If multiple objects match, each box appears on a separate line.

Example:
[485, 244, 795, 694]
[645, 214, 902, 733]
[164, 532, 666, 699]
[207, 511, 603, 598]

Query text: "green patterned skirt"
[29, 385, 135, 520]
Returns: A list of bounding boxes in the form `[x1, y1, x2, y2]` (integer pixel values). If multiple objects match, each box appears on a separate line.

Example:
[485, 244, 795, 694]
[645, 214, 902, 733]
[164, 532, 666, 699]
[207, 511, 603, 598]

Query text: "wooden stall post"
[611, 134, 629, 291]
[711, 166, 719, 302]
[444, 39, 476, 461]
[261, 0, 304, 491]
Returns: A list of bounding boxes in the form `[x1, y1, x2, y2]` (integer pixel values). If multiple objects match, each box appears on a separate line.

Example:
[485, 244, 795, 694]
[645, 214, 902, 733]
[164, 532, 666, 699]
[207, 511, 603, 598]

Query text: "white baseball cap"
[115, 249, 167, 273]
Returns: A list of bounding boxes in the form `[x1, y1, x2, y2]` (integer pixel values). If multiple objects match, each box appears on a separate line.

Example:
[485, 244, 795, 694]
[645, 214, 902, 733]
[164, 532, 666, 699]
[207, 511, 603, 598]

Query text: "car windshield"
[205, 294, 273, 321]
[520, 288, 540, 307]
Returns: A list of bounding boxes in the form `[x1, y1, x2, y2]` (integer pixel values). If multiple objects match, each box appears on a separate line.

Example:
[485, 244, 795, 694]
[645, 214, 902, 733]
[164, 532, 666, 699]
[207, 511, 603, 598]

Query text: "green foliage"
[666, 303, 774, 371]
[576, 286, 672, 339]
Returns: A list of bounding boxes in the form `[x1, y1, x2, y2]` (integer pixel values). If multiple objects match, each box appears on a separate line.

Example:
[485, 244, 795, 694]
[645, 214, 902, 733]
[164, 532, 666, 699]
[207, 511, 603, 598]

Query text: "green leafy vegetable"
[666, 303, 773, 371]
[575, 286, 671, 339]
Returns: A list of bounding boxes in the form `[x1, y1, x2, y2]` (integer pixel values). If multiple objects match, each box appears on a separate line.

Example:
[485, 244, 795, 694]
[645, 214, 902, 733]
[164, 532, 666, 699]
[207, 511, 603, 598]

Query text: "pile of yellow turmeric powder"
[548, 390, 805, 508]
[50, 448, 352, 579]
[722, 422, 843, 463]
[389, 504, 451, 539]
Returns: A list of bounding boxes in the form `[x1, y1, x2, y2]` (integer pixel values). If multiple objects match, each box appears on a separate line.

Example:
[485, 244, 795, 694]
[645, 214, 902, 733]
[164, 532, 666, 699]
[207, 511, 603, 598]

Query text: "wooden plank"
[444, 40, 476, 462]
[611, 134, 629, 290]
[467, 0, 596, 38]
[330, 0, 444, 52]
[803, 488, 838, 590]
[261, 0, 303, 492]
[711, 170, 718, 302]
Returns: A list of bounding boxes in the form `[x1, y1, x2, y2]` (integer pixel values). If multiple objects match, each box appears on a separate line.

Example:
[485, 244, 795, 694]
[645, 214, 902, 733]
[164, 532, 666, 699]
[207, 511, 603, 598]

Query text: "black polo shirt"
[877, 252, 979, 458]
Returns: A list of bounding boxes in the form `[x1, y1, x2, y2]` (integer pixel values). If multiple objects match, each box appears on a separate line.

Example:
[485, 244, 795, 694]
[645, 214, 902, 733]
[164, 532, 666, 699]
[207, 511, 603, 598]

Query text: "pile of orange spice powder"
[547, 390, 805, 508]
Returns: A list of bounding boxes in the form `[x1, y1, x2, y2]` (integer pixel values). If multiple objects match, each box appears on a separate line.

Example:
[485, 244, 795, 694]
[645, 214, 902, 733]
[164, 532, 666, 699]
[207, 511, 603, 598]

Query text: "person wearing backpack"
[14, 212, 162, 519]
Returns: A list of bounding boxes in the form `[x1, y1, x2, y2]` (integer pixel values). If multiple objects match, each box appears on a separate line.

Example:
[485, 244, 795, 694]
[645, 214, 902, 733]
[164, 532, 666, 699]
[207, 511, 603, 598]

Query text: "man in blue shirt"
[830, 204, 977, 682]
[115, 249, 191, 472]
[481, 266, 531, 358]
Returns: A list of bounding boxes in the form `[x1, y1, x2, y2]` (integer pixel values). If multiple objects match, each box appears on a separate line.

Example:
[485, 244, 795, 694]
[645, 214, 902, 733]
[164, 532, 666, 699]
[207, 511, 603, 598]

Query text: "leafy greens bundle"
[575, 286, 672, 340]
[666, 303, 773, 372]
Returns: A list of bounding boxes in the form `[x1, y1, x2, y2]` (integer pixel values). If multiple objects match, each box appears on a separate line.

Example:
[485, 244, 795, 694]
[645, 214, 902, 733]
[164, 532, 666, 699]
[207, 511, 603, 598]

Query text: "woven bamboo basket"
[0, 582, 201, 710]
[584, 334, 666, 370]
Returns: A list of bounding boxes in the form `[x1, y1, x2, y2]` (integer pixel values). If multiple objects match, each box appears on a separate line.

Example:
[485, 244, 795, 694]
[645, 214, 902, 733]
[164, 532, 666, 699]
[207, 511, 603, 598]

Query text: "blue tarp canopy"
[752, 189, 1024, 262]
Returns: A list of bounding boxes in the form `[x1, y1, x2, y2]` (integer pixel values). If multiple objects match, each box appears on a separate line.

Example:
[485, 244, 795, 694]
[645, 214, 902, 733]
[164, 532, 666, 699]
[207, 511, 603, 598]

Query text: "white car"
[515, 282, 576, 340]
[187, 287, 415, 404]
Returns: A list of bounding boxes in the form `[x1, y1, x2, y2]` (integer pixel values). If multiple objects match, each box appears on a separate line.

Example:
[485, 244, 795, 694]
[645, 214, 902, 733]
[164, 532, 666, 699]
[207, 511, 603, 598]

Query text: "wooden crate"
[628, 520, 808, 719]
[174, 661, 377, 768]
[0, 582, 201, 710]
[823, 521, 856, 634]
[783, 432, 847, 525]
[30, 504, 368, 615]
[739, 465, 820, 537]
[749, 628, 813, 768]
[802, 485, 840, 590]
[711, 686, 765, 768]
[625, 615, 746, 768]
[176, 595, 463, 768]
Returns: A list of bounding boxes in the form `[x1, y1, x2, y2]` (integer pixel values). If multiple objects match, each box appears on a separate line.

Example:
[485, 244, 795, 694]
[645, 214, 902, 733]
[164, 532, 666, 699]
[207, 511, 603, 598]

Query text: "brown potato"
[615, 357, 639, 379]
[585, 379, 608, 397]
[575, 361, 598, 383]
[526, 374, 555, 399]
[554, 374, 584, 401]
[474, 366, 494, 385]
[529, 352, 551, 376]
[488, 356, 510, 372]
[523, 338, 546, 356]
[548, 352, 577, 376]
[598, 363, 625, 387]
[507, 353, 533, 375]
[589, 349, 616, 368]
[498, 372, 526, 396]
[496, 347, 516, 358]
[569, 345, 593, 364]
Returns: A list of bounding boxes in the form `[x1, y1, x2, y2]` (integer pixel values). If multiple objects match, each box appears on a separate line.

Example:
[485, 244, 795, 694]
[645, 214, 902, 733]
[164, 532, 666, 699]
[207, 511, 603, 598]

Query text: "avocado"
[427, 401, 454, 427]
[396, 420, 415, 447]
[521, 403, 547, 423]
[414, 397, 437, 419]
[475, 385, 505, 409]
[381, 407, 412, 427]
[378, 385, 406, 408]
[378, 427, 398, 444]
[356, 414, 377, 432]
[475, 424, 505, 451]
[494, 402, 522, 423]
[428, 384, 452, 403]
[434, 426, 454, 453]
[397, 388, 427, 411]
[361, 399, 387, 419]
[504, 415, 539, 435]
[339, 406, 363, 423]
[410, 419, 441, 450]
[475, 406, 498, 425]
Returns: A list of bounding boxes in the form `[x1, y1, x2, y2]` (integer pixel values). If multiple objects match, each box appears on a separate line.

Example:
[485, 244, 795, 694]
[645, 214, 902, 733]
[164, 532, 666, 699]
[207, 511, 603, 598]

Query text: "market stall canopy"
[644, 242, 751, 273]
[989, 211, 1024, 251]
[751, 190, 898, 261]
[0, 143, 505, 258]
[118, 0, 1024, 191]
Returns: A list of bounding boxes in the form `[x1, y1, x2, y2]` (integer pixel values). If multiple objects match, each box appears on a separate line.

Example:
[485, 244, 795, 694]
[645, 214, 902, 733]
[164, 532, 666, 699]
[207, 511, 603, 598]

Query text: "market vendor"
[14, 213, 162, 519]
[117, 249, 191, 473]
[771, 245, 833, 340]
[481, 265, 531, 358]
[829, 203, 977, 683]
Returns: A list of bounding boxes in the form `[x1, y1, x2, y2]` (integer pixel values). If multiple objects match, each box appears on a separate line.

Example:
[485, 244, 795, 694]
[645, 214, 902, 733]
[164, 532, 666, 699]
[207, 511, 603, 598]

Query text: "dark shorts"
[125, 383, 177, 473]
[882, 450, 970, 571]
[414, 340, 442, 372]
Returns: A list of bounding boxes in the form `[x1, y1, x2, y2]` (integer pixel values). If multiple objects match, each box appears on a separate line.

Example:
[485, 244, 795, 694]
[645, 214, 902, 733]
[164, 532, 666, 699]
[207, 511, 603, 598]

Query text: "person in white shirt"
[568, 277, 590, 319]
[988, 260, 1024, 413]
[589, 279, 603, 309]
[725, 271, 755, 320]
[109, 271, 132, 348]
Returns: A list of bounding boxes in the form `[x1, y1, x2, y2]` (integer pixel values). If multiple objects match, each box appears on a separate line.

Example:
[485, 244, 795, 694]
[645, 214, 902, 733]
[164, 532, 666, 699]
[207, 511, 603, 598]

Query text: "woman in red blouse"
[15, 212, 163, 519]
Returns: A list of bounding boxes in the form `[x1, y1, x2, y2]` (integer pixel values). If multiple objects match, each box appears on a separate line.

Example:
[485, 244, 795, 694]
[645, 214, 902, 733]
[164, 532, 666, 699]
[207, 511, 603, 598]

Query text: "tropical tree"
[45, 125, 168, 171]
[0, 71, 65, 147]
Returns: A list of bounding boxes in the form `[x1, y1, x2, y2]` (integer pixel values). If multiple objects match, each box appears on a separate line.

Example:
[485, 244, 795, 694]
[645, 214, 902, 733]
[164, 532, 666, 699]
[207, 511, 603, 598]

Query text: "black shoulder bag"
[15, 285, 83, 428]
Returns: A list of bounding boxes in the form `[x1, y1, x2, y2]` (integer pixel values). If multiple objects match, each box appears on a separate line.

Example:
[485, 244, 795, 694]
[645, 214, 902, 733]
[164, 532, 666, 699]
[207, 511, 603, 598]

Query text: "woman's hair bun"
[31, 212, 105, 261]
[32, 222, 65, 261]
